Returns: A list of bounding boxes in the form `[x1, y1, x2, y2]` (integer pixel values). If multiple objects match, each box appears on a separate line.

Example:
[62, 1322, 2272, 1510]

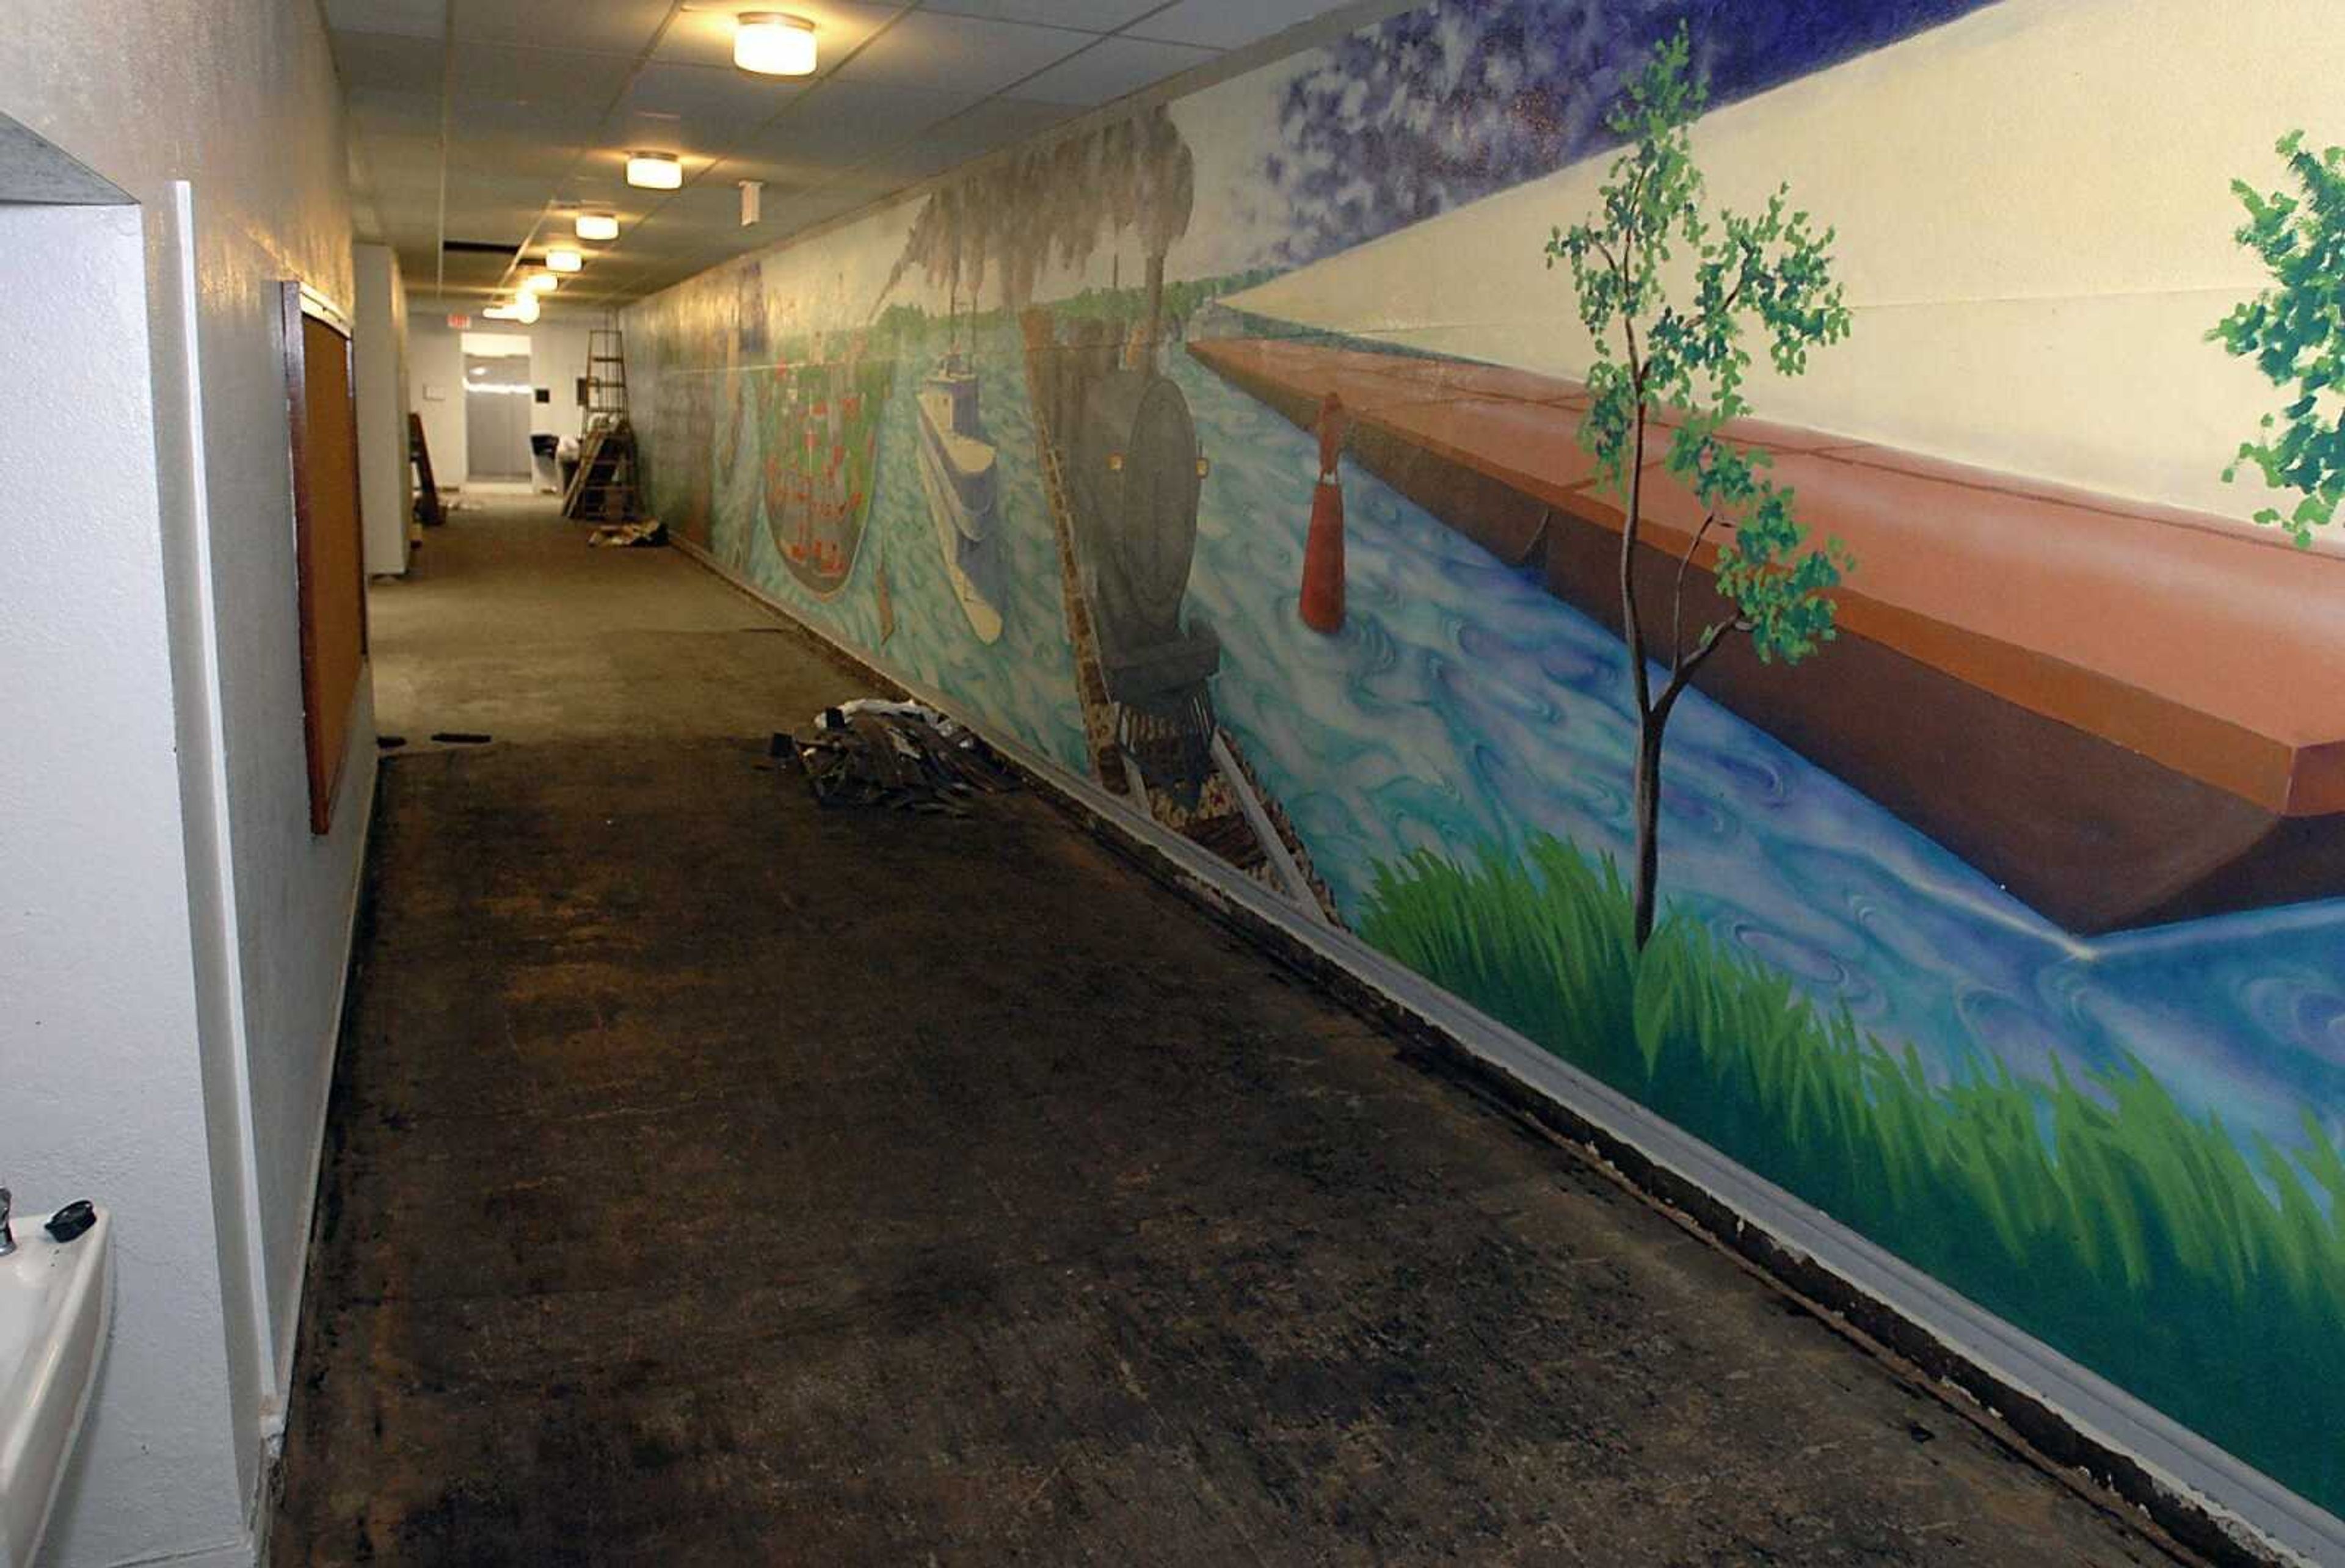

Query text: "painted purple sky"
[1265, 0, 2002, 266]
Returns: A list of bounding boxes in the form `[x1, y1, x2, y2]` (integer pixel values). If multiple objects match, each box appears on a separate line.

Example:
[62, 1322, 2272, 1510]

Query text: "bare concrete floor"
[276, 501, 2187, 1564]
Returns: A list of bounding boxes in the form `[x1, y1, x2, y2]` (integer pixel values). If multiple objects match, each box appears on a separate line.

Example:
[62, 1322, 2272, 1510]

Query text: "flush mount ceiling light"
[576, 211, 620, 241]
[522, 271, 560, 294]
[546, 246, 583, 273]
[626, 150, 683, 190]
[735, 12, 816, 76]
[513, 292, 541, 324]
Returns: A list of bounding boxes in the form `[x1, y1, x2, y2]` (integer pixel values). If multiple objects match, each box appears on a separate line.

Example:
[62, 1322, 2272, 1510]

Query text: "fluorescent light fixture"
[514, 292, 541, 324]
[576, 211, 620, 241]
[482, 302, 521, 321]
[523, 271, 559, 294]
[735, 12, 816, 76]
[626, 150, 683, 189]
[547, 246, 583, 273]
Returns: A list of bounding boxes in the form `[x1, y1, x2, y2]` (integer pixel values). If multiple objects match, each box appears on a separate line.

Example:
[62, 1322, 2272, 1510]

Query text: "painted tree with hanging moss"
[2212, 130, 2345, 546]
[1546, 27, 1853, 950]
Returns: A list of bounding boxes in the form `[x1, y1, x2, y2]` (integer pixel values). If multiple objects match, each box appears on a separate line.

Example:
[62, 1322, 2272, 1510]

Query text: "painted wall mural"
[629, 0, 2345, 1523]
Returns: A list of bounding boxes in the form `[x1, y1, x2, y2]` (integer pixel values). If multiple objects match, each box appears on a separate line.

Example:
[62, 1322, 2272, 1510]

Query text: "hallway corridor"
[272, 503, 2188, 1564]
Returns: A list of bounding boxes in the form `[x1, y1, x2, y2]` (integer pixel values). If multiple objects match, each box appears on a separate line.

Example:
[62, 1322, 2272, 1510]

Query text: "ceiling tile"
[443, 166, 566, 212]
[445, 136, 576, 183]
[724, 151, 896, 196]
[330, 29, 445, 93]
[358, 132, 446, 180]
[449, 92, 605, 148]
[1129, 0, 1345, 49]
[922, 0, 1160, 29]
[837, 11, 1089, 97]
[742, 79, 986, 167]
[649, 1, 904, 72]
[346, 83, 444, 138]
[324, 0, 445, 40]
[640, 181, 750, 230]
[1009, 35, 1218, 107]
[852, 95, 1069, 182]
[450, 0, 670, 56]
[450, 42, 639, 104]
[612, 61, 810, 147]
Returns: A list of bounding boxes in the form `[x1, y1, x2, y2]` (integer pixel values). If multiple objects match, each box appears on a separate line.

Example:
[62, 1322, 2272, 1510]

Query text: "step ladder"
[562, 419, 642, 522]
[564, 328, 642, 521]
[585, 327, 630, 430]
[409, 412, 445, 528]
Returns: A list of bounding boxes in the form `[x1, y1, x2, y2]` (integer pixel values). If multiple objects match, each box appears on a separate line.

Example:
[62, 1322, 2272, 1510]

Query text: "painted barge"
[762, 352, 886, 599]
[1189, 335, 2345, 936]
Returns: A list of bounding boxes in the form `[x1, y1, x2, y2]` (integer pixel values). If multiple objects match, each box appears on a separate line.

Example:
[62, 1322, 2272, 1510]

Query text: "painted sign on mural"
[630, 0, 2345, 1522]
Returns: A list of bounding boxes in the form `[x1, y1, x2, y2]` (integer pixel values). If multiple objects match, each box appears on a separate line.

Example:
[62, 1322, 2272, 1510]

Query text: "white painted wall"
[531, 321, 596, 444]
[0, 199, 252, 1568]
[0, 1, 372, 1561]
[355, 242, 412, 576]
[411, 316, 602, 486]
[1232, 0, 2345, 532]
[410, 313, 467, 487]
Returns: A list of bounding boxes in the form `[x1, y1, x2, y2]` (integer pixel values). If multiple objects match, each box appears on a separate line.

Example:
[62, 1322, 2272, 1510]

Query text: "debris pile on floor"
[776, 700, 1019, 814]
[587, 517, 667, 548]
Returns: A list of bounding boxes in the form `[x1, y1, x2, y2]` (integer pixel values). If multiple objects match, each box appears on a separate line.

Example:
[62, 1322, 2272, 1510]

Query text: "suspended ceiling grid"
[325, 0, 1362, 318]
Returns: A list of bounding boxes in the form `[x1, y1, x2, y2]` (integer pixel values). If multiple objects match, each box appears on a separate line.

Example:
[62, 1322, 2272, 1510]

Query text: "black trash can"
[530, 432, 559, 492]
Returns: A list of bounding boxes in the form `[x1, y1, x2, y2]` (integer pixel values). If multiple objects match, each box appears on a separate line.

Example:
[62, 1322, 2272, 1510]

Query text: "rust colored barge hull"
[1190, 335, 2345, 935]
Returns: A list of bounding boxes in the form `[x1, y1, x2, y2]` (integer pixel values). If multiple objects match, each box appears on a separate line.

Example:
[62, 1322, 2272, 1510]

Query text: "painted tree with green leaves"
[1546, 27, 1853, 950]
[2211, 131, 2345, 546]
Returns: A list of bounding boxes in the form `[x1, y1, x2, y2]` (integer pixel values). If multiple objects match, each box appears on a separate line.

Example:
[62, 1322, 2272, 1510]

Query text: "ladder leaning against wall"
[563, 327, 642, 521]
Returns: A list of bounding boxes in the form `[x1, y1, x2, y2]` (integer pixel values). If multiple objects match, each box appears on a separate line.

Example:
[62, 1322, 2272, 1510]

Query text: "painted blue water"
[1166, 348, 2345, 1163]
[694, 322, 1092, 778]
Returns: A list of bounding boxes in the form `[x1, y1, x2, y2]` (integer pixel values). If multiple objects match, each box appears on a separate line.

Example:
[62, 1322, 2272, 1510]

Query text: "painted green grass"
[1358, 836, 2345, 1512]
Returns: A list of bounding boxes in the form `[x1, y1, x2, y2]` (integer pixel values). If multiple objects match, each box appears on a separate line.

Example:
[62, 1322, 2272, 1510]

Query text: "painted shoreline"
[1187, 335, 2345, 936]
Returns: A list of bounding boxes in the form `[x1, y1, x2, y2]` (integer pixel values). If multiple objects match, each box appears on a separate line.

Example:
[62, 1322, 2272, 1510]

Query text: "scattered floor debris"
[775, 700, 1018, 815]
[587, 518, 667, 549]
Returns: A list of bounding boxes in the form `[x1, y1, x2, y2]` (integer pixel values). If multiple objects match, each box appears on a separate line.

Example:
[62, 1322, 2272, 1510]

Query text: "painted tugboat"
[915, 347, 1006, 642]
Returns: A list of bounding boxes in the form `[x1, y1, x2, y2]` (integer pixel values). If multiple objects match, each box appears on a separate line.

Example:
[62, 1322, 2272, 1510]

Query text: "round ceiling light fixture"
[546, 246, 583, 273]
[575, 211, 620, 241]
[625, 150, 683, 190]
[735, 12, 816, 76]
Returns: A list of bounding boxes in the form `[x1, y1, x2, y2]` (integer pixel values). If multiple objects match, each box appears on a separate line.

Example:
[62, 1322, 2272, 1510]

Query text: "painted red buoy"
[1299, 390, 1349, 633]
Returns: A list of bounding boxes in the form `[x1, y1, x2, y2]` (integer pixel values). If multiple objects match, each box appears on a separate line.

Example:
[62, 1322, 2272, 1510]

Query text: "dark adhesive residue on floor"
[273, 502, 2187, 1566]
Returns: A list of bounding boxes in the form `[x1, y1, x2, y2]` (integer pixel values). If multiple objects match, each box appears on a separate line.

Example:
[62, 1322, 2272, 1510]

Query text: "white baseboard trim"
[677, 535, 2340, 1567]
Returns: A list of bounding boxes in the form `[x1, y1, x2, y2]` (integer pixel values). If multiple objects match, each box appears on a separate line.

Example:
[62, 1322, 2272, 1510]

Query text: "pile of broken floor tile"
[777, 700, 1020, 815]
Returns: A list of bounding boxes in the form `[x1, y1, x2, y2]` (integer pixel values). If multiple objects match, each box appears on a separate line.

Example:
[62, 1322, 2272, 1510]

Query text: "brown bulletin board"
[282, 282, 367, 835]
